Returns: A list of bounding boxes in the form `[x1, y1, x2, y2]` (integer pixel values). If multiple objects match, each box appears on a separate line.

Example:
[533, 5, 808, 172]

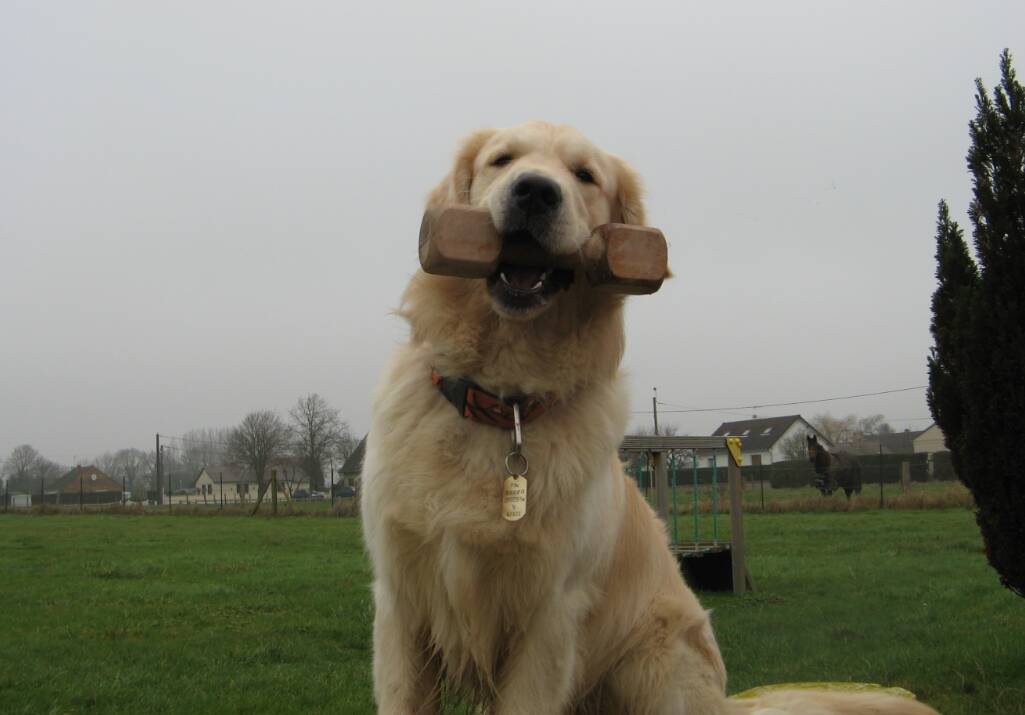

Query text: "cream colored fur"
[361, 122, 939, 715]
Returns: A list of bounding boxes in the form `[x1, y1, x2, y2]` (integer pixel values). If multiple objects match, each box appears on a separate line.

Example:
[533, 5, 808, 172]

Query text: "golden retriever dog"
[361, 121, 938, 715]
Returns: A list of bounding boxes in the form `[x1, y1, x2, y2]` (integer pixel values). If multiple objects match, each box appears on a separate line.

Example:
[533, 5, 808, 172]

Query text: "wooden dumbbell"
[418, 206, 668, 295]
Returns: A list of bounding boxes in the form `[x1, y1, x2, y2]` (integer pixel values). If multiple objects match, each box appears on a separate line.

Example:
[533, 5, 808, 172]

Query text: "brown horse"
[807, 434, 863, 498]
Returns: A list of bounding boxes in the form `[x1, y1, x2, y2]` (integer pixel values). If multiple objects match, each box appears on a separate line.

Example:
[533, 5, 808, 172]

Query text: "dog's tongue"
[504, 266, 546, 291]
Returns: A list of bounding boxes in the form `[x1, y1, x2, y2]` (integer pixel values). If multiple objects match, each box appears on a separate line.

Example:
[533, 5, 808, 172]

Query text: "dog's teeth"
[500, 272, 510, 285]
[532, 280, 543, 290]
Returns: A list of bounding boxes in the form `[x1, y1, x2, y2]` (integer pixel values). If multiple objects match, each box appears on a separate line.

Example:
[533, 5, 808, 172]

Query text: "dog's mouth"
[485, 232, 573, 314]
[498, 265, 550, 294]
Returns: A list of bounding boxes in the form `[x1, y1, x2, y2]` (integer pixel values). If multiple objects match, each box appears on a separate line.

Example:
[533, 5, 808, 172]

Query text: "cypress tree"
[928, 50, 1025, 597]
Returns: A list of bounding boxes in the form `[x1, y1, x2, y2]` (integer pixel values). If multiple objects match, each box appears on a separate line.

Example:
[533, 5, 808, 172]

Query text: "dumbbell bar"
[418, 206, 667, 295]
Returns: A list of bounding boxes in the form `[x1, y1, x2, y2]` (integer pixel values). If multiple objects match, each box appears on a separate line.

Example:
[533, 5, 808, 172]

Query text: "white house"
[706, 415, 833, 468]
[193, 463, 311, 504]
[913, 423, 949, 455]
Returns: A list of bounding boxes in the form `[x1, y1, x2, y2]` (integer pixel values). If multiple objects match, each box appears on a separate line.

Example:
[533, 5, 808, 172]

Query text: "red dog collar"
[431, 369, 555, 429]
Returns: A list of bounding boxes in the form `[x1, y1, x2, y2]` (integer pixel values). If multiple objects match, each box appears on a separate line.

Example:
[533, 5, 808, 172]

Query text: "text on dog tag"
[502, 476, 527, 521]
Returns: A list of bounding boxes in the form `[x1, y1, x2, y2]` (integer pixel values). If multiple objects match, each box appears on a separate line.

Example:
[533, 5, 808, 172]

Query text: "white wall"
[914, 424, 948, 454]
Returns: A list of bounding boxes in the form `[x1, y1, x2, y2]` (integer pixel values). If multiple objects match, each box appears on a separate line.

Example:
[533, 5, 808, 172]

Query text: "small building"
[913, 423, 949, 455]
[44, 466, 123, 505]
[193, 465, 254, 504]
[338, 435, 367, 488]
[193, 463, 312, 504]
[850, 429, 923, 456]
[708, 415, 832, 467]
[7, 493, 32, 508]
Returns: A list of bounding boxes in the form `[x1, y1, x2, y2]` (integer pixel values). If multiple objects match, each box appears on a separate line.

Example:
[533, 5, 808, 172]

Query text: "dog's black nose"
[511, 174, 562, 216]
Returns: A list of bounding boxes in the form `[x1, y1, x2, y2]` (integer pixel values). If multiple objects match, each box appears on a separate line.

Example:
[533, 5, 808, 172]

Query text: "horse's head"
[806, 434, 820, 461]
[807, 434, 830, 474]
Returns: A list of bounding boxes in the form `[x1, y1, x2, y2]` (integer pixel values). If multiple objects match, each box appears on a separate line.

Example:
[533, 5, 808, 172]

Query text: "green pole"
[670, 452, 679, 545]
[692, 449, 699, 543]
[711, 453, 719, 544]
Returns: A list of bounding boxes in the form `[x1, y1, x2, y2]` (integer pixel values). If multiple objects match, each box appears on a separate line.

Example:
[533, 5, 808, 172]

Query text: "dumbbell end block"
[419, 207, 501, 278]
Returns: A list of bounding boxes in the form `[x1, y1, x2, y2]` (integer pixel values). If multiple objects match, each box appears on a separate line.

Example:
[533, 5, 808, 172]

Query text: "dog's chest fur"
[363, 339, 629, 692]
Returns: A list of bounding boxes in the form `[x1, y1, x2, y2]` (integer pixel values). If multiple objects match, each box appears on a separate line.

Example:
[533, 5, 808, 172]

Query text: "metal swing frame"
[621, 435, 751, 595]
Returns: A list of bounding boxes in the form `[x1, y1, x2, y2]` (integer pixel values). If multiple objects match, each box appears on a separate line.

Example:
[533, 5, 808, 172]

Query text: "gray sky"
[3, 1, 1023, 466]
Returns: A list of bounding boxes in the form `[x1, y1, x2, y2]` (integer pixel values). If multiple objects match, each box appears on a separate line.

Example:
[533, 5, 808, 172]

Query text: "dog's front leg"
[372, 583, 440, 715]
[494, 596, 580, 715]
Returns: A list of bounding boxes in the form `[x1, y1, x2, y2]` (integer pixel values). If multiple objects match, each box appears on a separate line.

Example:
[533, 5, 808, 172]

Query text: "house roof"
[340, 435, 367, 475]
[198, 464, 248, 484]
[165, 470, 198, 489]
[54, 466, 121, 493]
[855, 429, 924, 455]
[710, 415, 825, 453]
[913, 423, 940, 439]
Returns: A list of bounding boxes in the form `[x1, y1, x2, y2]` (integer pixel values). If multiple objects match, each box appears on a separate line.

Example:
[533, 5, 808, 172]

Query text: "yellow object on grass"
[731, 682, 919, 700]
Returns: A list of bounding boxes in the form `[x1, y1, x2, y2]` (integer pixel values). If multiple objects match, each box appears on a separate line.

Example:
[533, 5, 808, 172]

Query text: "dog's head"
[427, 121, 646, 320]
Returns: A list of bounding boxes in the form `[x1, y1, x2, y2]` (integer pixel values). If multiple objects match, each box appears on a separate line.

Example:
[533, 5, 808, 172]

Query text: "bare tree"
[810, 413, 860, 448]
[812, 413, 894, 447]
[289, 394, 352, 491]
[94, 451, 118, 476]
[2, 445, 40, 492]
[180, 428, 232, 474]
[631, 423, 680, 437]
[277, 457, 306, 499]
[856, 414, 894, 436]
[333, 431, 360, 464]
[111, 448, 151, 490]
[778, 432, 811, 461]
[33, 458, 62, 487]
[228, 411, 289, 490]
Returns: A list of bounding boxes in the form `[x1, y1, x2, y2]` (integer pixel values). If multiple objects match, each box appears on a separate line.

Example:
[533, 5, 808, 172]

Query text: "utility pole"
[165, 445, 171, 513]
[652, 387, 660, 436]
[155, 434, 163, 506]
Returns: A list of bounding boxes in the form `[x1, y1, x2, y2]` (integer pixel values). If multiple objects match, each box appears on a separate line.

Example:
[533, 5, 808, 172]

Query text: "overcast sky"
[2, 1, 1023, 466]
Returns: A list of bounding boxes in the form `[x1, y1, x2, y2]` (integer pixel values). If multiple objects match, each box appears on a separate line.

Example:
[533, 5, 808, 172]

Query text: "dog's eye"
[575, 167, 596, 184]
[491, 154, 514, 167]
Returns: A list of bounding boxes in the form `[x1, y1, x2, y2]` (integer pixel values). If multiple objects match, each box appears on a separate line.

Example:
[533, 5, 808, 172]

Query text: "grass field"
[1, 508, 1022, 714]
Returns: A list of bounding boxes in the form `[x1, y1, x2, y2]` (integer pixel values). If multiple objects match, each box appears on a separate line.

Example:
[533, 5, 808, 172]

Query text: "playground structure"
[620, 435, 752, 595]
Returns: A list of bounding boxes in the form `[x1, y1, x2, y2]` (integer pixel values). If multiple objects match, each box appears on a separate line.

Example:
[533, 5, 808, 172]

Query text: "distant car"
[309, 492, 326, 500]
[292, 489, 312, 501]
[334, 485, 356, 498]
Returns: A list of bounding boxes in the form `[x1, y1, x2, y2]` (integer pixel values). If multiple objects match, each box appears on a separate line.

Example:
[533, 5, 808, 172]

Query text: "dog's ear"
[427, 128, 497, 208]
[611, 156, 646, 227]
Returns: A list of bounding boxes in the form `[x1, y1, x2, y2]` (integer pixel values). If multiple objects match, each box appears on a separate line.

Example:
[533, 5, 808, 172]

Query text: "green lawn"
[0, 509, 1022, 714]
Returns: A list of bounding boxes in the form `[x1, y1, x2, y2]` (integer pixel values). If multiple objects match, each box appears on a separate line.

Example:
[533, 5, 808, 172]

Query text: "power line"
[631, 385, 927, 415]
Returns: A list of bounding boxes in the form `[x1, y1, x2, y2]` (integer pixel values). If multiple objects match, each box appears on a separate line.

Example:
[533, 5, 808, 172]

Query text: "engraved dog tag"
[502, 475, 527, 521]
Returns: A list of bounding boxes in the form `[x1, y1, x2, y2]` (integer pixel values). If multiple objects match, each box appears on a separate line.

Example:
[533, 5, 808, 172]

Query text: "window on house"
[762, 427, 772, 435]
[742, 429, 750, 436]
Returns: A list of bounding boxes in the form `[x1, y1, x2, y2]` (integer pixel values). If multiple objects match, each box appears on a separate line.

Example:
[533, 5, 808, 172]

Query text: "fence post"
[759, 464, 765, 510]
[219, 472, 224, 509]
[271, 469, 278, 516]
[878, 444, 884, 508]
[727, 440, 747, 596]
[122, 477, 126, 506]
[79, 474, 84, 511]
[653, 451, 669, 525]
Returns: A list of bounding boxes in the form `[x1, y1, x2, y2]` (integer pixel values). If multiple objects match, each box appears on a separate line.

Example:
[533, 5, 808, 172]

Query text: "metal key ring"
[505, 451, 529, 477]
